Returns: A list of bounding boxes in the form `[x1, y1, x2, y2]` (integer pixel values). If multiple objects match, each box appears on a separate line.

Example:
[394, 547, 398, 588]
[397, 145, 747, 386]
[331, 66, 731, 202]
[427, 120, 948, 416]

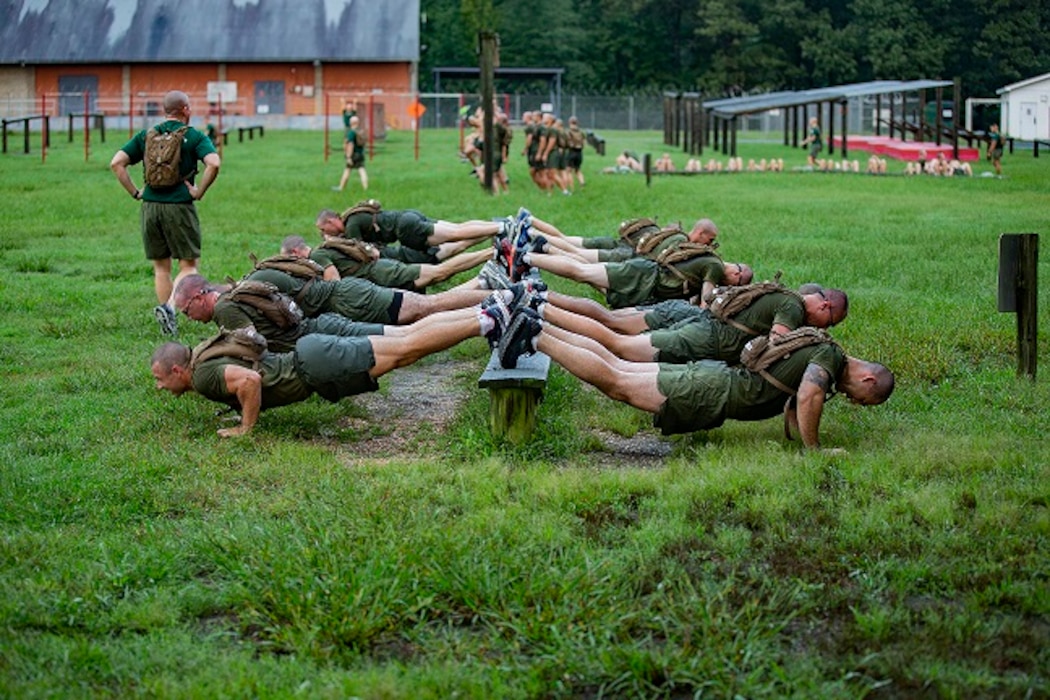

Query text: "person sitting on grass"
[654, 152, 676, 172]
[150, 297, 513, 438]
[496, 314, 894, 449]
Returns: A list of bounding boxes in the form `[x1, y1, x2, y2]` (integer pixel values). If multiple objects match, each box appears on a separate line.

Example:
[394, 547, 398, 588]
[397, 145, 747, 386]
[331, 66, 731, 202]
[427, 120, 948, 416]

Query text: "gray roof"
[1, 0, 419, 64]
[705, 80, 954, 117]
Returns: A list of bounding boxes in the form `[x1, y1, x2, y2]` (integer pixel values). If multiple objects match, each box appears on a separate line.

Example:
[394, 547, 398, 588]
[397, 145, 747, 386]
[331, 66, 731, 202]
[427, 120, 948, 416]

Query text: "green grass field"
[0, 126, 1047, 698]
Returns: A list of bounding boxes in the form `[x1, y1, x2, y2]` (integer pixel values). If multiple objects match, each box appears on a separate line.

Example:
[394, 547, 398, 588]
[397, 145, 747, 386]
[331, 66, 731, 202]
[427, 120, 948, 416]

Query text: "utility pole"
[478, 31, 498, 195]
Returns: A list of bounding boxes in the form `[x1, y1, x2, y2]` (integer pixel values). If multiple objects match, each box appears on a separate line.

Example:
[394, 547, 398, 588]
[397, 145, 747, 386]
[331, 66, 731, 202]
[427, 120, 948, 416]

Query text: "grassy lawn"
[0, 124, 1047, 698]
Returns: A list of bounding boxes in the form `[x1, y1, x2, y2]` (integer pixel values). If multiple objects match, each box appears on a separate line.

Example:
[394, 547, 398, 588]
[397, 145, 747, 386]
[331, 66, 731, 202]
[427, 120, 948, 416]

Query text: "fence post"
[998, 233, 1039, 380]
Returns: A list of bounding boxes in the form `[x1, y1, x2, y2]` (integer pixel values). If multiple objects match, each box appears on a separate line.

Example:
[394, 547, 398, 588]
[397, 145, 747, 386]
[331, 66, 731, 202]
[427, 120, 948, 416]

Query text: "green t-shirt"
[212, 295, 302, 354]
[655, 254, 724, 299]
[346, 128, 365, 157]
[244, 268, 332, 318]
[711, 291, 806, 360]
[343, 211, 400, 245]
[310, 247, 420, 290]
[642, 232, 689, 260]
[120, 120, 216, 203]
[192, 352, 312, 410]
[652, 341, 845, 435]
[725, 341, 846, 419]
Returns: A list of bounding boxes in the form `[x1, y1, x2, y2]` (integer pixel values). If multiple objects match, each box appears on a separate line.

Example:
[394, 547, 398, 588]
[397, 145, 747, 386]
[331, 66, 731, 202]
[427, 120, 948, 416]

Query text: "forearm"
[194, 163, 220, 199]
[796, 365, 830, 448]
[111, 162, 139, 198]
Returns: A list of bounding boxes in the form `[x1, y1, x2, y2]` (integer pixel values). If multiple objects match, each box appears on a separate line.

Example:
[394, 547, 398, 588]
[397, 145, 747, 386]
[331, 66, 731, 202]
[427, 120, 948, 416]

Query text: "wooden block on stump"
[477, 350, 551, 443]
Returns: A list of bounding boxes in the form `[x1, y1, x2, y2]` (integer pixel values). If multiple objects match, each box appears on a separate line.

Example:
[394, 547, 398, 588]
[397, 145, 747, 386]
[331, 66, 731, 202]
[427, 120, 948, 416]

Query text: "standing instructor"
[111, 90, 221, 335]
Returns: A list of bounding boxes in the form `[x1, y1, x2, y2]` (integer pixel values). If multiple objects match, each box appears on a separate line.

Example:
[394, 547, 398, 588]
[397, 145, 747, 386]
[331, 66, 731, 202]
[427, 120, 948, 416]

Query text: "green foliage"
[0, 128, 1048, 697]
[421, 0, 1050, 95]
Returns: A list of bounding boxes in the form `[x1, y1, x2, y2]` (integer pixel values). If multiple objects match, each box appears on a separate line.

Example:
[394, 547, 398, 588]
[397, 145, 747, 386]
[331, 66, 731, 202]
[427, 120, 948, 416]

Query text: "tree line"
[420, 0, 1049, 100]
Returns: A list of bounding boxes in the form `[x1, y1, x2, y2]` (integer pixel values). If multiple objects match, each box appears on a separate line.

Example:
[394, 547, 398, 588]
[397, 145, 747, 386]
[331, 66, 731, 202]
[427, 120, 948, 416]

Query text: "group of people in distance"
[459, 105, 588, 197]
[520, 110, 587, 195]
[900, 150, 974, 177]
[151, 196, 891, 449]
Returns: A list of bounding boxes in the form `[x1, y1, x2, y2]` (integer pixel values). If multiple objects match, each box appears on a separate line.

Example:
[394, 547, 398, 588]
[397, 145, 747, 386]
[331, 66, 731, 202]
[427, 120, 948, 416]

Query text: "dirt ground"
[335, 358, 673, 467]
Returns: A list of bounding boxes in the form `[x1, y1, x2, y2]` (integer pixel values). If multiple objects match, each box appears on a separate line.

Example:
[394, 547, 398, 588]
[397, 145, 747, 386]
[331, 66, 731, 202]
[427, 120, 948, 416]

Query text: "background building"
[0, 0, 419, 128]
[997, 72, 1050, 142]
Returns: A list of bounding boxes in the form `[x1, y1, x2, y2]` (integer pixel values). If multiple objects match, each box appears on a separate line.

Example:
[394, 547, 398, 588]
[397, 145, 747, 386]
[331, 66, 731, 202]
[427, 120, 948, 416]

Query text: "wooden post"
[998, 234, 1039, 380]
[478, 31, 498, 195]
[478, 351, 551, 443]
[840, 100, 849, 160]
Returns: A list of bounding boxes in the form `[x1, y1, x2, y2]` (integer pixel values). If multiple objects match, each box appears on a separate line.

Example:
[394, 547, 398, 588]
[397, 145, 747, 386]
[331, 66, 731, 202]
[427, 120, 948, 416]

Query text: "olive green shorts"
[649, 315, 720, 364]
[605, 258, 659, 309]
[327, 277, 400, 323]
[653, 360, 731, 435]
[642, 300, 707, 330]
[294, 334, 379, 402]
[141, 201, 201, 261]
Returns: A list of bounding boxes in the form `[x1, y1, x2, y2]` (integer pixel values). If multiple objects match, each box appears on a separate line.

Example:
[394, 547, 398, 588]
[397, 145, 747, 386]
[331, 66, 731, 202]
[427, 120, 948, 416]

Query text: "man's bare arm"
[218, 365, 262, 437]
[796, 362, 831, 448]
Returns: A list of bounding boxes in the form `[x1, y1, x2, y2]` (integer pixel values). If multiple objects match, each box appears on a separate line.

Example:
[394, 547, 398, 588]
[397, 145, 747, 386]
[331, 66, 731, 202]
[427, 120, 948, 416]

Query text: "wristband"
[132, 189, 142, 200]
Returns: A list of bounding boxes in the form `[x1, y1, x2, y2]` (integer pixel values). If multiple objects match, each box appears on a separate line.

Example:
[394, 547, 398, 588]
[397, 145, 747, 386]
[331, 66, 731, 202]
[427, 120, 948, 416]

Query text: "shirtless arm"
[796, 362, 831, 448]
[218, 365, 263, 437]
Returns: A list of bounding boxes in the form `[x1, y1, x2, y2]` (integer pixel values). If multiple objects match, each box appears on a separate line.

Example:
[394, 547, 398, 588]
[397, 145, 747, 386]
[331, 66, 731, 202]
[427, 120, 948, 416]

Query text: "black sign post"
[998, 233, 1039, 379]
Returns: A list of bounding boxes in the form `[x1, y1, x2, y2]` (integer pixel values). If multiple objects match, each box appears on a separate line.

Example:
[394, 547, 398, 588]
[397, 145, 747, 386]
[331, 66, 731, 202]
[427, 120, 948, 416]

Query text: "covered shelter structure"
[668, 80, 967, 161]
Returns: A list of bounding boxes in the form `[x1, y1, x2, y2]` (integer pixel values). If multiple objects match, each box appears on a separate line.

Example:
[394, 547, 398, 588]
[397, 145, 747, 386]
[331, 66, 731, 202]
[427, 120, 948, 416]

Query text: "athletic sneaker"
[514, 218, 533, 250]
[153, 303, 178, 336]
[478, 260, 512, 290]
[528, 234, 548, 255]
[507, 282, 546, 314]
[481, 293, 512, 349]
[498, 308, 542, 369]
[515, 207, 532, 227]
[509, 248, 533, 283]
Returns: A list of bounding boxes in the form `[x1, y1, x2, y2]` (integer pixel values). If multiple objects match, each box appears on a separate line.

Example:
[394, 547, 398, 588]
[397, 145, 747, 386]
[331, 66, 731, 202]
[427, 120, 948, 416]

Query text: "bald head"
[150, 342, 191, 374]
[689, 218, 719, 246]
[163, 91, 190, 117]
[842, 358, 895, 406]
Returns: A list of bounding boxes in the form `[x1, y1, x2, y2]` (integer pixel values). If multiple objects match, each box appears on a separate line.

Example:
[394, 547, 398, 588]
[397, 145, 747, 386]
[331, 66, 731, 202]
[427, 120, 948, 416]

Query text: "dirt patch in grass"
[333, 357, 674, 465]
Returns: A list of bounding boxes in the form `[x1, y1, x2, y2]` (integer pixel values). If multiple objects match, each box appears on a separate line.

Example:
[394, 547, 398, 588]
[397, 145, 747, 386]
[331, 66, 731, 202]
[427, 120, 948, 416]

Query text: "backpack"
[707, 272, 800, 334]
[567, 126, 586, 149]
[654, 242, 721, 294]
[190, 326, 268, 371]
[635, 224, 686, 256]
[248, 253, 325, 281]
[341, 199, 382, 233]
[618, 217, 660, 247]
[143, 125, 189, 188]
[320, 237, 378, 263]
[223, 280, 304, 330]
[740, 327, 837, 394]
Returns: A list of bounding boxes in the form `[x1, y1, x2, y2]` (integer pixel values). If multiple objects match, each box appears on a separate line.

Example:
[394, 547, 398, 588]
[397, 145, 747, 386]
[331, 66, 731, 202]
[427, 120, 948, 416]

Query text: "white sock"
[478, 311, 495, 335]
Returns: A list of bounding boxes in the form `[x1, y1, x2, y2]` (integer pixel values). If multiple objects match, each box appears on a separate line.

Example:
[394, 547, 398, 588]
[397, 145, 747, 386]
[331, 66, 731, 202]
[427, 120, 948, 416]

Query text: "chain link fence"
[2, 91, 951, 137]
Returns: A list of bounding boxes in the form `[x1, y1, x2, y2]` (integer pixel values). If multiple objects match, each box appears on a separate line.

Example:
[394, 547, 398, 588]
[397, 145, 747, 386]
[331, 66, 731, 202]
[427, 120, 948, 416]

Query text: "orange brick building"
[0, 0, 419, 126]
